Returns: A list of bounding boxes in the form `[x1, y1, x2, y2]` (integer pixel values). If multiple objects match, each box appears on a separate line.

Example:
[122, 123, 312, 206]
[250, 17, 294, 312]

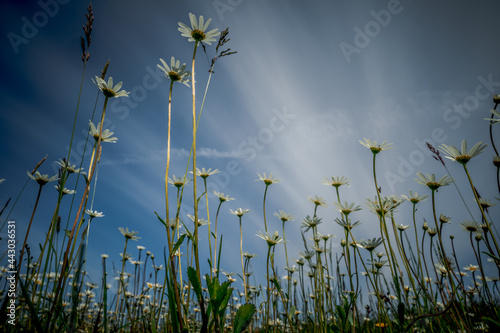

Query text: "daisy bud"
[493, 94, 500, 104]
[493, 156, 500, 168]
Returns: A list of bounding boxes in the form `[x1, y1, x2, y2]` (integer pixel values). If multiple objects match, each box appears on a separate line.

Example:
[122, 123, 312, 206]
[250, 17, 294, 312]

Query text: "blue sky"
[1, 0, 500, 291]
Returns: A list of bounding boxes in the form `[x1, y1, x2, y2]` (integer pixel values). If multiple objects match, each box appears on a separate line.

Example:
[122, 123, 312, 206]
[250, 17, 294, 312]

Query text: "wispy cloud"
[172, 147, 240, 159]
[100, 147, 245, 166]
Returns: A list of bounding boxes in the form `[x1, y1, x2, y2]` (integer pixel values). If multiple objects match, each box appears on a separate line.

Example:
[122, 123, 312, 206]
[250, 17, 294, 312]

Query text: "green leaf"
[188, 267, 203, 303]
[215, 281, 232, 310]
[210, 279, 230, 312]
[286, 305, 296, 327]
[206, 274, 218, 298]
[272, 277, 282, 293]
[233, 303, 256, 333]
[216, 235, 224, 277]
[398, 302, 405, 326]
[171, 234, 187, 258]
[336, 304, 346, 323]
[328, 324, 340, 333]
[483, 317, 500, 330]
[18, 277, 44, 333]
[482, 251, 500, 262]
[163, 248, 180, 332]
[150, 310, 157, 333]
[347, 311, 354, 326]
[154, 212, 167, 227]
[165, 273, 180, 333]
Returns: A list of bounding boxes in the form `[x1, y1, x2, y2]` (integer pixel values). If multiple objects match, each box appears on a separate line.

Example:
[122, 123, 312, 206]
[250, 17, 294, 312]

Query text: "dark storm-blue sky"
[1, 0, 500, 287]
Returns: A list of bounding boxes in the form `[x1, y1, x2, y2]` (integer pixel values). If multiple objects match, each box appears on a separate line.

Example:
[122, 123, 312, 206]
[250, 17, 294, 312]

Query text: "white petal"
[461, 140, 467, 155]
[113, 81, 123, 91]
[189, 13, 197, 29]
[198, 15, 204, 31]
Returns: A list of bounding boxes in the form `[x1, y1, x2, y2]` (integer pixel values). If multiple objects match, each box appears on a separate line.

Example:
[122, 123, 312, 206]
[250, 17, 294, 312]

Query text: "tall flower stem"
[203, 178, 213, 273]
[116, 238, 132, 324]
[430, 190, 455, 293]
[36, 54, 102, 289]
[17, 184, 42, 278]
[47, 96, 109, 329]
[213, 200, 223, 276]
[411, 203, 426, 290]
[372, 154, 397, 277]
[239, 216, 247, 301]
[263, 184, 270, 233]
[488, 102, 500, 194]
[463, 164, 500, 256]
[102, 256, 108, 333]
[191, 41, 200, 273]
[421, 230, 434, 300]
[265, 246, 272, 331]
[189, 40, 208, 332]
[162, 80, 184, 329]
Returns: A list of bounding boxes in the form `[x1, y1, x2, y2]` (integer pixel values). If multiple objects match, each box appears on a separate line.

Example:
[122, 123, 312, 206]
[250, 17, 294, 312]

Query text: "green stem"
[372, 153, 396, 277]
[430, 190, 455, 296]
[263, 185, 270, 233]
[239, 217, 247, 301]
[162, 80, 184, 329]
[47, 96, 109, 330]
[213, 201, 223, 276]
[283, 221, 289, 268]
[463, 164, 500, 256]
[190, 40, 207, 333]
[17, 184, 43, 278]
[203, 178, 213, 274]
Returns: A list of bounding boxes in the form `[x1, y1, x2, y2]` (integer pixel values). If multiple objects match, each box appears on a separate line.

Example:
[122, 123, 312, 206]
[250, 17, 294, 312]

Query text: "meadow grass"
[1, 5, 500, 333]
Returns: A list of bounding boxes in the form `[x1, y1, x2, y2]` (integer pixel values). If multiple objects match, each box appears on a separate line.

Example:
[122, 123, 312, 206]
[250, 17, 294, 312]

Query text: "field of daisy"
[1, 4, 500, 333]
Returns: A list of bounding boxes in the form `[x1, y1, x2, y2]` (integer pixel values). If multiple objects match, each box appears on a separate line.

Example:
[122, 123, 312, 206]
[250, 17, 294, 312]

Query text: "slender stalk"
[463, 164, 500, 256]
[266, 246, 271, 331]
[203, 178, 213, 274]
[17, 184, 43, 278]
[47, 97, 109, 329]
[213, 200, 223, 276]
[411, 203, 426, 290]
[102, 256, 108, 333]
[189, 40, 208, 333]
[161, 80, 184, 329]
[239, 217, 247, 301]
[372, 154, 397, 277]
[488, 102, 500, 195]
[263, 185, 270, 233]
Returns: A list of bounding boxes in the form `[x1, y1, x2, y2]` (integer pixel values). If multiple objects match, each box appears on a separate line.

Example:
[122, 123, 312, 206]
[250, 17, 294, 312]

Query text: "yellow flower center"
[426, 182, 441, 191]
[102, 87, 115, 98]
[191, 29, 206, 41]
[168, 71, 181, 81]
[456, 155, 471, 164]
